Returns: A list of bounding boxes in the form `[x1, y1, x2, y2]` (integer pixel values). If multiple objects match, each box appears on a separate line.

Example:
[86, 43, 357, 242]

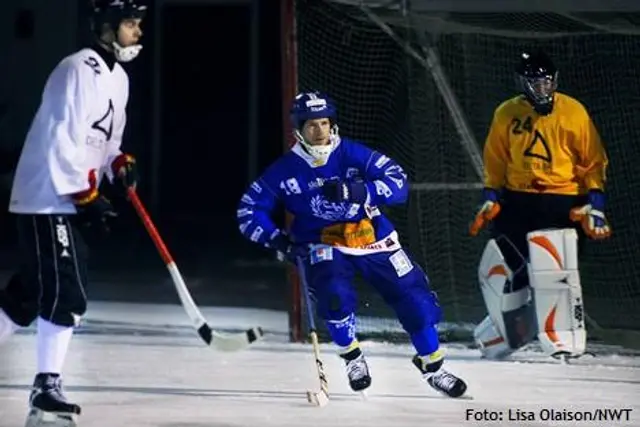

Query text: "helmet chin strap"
[112, 41, 143, 62]
[294, 126, 340, 164]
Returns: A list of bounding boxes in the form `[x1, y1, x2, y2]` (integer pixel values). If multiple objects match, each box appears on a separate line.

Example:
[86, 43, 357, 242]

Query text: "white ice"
[1, 301, 639, 427]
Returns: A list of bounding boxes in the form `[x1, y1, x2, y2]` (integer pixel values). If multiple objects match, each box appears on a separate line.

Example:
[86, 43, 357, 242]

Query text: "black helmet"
[90, 0, 147, 62]
[91, 0, 147, 33]
[515, 50, 558, 115]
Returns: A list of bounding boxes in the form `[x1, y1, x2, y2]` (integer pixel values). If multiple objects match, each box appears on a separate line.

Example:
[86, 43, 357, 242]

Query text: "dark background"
[0, 2, 290, 313]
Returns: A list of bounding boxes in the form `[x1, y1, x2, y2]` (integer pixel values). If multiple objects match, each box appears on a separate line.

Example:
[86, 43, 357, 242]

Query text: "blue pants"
[303, 246, 441, 353]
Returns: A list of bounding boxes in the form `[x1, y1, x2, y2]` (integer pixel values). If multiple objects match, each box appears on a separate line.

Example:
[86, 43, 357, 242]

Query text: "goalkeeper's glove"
[469, 187, 501, 236]
[570, 190, 611, 239]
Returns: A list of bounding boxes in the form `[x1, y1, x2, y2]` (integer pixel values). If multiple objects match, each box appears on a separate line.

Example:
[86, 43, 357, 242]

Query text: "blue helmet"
[290, 91, 337, 130]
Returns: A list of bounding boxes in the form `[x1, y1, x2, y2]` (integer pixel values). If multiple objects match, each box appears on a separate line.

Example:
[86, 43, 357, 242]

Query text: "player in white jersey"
[0, 1, 145, 425]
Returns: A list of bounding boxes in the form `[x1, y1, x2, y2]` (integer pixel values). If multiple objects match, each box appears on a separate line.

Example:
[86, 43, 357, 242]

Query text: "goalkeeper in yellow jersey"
[469, 50, 611, 361]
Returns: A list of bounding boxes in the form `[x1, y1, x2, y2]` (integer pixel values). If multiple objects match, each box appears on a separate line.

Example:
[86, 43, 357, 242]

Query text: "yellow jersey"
[483, 92, 608, 195]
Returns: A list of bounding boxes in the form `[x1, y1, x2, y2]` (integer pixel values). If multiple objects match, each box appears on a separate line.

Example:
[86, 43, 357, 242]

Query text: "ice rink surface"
[1, 301, 639, 427]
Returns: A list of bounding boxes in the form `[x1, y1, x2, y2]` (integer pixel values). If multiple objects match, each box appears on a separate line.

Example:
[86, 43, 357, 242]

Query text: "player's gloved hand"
[322, 179, 368, 204]
[269, 232, 310, 264]
[570, 190, 611, 240]
[469, 187, 501, 236]
[72, 169, 118, 232]
[111, 153, 138, 194]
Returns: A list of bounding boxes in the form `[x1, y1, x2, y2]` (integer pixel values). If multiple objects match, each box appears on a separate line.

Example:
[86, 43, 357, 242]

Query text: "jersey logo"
[524, 130, 552, 162]
[91, 99, 115, 141]
[310, 195, 357, 221]
[511, 116, 552, 162]
[83, 56, 102, 75]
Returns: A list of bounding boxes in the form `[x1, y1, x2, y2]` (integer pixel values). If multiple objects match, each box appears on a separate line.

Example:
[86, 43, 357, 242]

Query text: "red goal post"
[280, 0, 303, 343]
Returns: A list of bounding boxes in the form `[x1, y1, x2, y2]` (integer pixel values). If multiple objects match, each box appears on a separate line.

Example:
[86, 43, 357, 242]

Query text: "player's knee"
[42, 306, 85, 328]
[40, 288, 86, 327]
[393, 274, 442, 334]
[314, 286, 356, 321]
[0, 299, 37, 327]
[0, 285, 38, 327]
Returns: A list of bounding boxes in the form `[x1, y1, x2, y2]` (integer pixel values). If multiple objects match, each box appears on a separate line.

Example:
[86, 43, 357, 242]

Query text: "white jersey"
[10, 47, 129, 214]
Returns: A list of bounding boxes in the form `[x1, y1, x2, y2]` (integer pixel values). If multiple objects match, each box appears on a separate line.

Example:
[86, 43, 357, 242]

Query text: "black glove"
[111, 153, 139, 194]
[322, 179, 368, 204]
[269, 232, 310, 264]
[72, 169, 117, 232]
[74, 194, 117, 231]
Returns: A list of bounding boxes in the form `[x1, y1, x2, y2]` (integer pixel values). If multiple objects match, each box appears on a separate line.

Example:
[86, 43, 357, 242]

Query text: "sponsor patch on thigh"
[389, 249, 413, 277]
[310, 245, 334, 265]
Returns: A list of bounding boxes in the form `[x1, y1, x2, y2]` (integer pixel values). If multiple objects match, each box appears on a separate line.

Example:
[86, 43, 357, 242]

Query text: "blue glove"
[269, 232, 310, 263]
[322, 179, 368, 204]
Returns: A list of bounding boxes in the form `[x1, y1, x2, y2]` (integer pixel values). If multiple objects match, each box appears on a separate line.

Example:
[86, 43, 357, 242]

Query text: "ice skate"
[25, 374, 80, 427]
[413, 351, 467, 398]
[340, 347, 372, 392]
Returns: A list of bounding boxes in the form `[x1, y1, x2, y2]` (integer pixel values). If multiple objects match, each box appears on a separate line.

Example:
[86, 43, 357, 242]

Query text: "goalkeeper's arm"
[470, 112, 507, 236]
[570, 112, 611, 239]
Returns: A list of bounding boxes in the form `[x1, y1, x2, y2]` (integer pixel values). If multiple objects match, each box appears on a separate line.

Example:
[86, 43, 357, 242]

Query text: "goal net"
[287, 0, 640, 343]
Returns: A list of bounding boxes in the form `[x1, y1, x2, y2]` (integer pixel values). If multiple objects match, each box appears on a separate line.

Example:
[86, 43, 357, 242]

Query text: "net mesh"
[294, 1, 640, 341]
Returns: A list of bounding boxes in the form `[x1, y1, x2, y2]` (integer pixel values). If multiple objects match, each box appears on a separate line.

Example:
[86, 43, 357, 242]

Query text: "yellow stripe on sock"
[338, 340, 360, 356]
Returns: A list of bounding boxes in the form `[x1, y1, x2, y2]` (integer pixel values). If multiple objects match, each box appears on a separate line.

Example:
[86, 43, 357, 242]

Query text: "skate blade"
[25, 409, 77, 427]
[358, 390, 369, 401]
[306, 389, 329, 407]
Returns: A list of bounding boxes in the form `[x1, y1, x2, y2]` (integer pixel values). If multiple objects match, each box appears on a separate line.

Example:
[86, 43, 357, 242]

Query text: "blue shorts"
[302, 246, 441, 334]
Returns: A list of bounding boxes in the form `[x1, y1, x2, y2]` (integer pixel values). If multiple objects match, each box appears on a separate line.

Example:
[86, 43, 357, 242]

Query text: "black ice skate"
[25, 373, 81, 427]
[412, 353, 467, 398]
[340, 347, 372, 392]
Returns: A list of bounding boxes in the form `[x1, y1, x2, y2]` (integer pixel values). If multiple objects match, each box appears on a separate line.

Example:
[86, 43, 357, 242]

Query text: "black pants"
[0, 214, 89, 327]
[491, 190, 587, 291]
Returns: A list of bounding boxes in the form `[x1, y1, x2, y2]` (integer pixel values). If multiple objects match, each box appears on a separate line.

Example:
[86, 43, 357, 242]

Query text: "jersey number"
[511, 116, 552, 162]
[280, 178, 302, 195]
[92, 99, 115, 141]
[511, 116, 533, 134]
[83, 57, 102, 75]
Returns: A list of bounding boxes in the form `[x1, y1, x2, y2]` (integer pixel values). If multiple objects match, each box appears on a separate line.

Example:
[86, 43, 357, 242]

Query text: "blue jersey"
[237, 138, 408, 254]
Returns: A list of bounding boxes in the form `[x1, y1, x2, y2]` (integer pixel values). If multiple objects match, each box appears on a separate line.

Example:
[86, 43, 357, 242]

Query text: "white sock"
[37, 317, 74, 375]
[0, 309, 20, 345]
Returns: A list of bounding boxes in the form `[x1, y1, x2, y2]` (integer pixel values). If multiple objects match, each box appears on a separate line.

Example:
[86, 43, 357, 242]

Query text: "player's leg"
[354, 249, 467, 398]
[0, 273, 37, 345]
[303, 246, 370, 392]
[0, 215, 42, 345]
[22, 215, 88, 426]
[473, 192, 538, 359]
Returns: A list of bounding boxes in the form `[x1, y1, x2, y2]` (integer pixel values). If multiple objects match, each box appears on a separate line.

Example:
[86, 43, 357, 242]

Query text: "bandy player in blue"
[237, 92, 467, 398]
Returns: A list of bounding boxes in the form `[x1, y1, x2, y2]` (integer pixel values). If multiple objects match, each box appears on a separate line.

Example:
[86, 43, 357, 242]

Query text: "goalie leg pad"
[25, 409, 77, 427]
[527, 228, 586, 358]
[474, 239, 537, 359]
